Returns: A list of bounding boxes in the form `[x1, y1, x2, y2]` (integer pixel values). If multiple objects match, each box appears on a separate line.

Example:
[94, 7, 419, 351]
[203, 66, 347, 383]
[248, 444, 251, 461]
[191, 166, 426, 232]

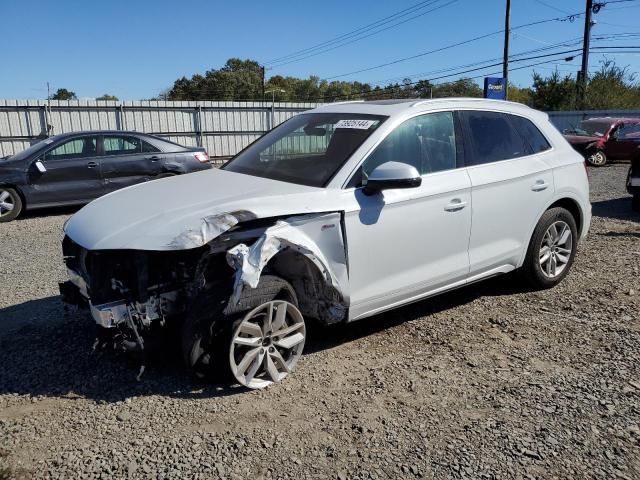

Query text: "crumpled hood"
[64, 168, 342, 251]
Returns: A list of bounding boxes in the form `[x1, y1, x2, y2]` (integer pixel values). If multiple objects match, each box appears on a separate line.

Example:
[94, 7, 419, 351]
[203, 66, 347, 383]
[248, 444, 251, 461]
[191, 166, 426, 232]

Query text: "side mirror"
[35, 159, 47, 173]
[362, 161, 421, 196]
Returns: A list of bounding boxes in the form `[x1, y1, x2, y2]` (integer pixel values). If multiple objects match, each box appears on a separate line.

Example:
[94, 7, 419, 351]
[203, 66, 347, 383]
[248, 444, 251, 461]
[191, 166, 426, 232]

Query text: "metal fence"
[547, 109, 640, 132]
[0, 99, 321, 159]
[3, 100, 640, 159]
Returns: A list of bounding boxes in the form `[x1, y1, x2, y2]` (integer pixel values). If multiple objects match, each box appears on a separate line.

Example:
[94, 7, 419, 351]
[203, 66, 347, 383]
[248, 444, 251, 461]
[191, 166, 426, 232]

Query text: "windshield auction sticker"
[335, 119, 378, 129]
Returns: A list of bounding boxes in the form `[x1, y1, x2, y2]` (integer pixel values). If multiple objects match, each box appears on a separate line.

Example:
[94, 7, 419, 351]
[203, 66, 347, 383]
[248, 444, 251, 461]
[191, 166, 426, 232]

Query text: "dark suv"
[563, 118, 640, 166]
[0, 131, 212, 222]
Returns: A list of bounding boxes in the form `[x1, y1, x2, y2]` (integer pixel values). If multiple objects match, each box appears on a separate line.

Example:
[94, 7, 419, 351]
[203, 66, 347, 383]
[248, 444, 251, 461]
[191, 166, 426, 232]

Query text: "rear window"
[510, 115, 551, 153]
[463, 111, 531, 165]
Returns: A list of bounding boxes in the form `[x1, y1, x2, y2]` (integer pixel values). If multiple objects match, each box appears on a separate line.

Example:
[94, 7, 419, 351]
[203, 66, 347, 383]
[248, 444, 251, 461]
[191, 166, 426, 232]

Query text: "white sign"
[335, 119, 378, 130]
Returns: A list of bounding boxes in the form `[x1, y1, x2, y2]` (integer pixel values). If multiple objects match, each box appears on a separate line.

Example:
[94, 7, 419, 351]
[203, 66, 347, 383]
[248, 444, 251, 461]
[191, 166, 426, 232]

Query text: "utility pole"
[579, 0, 594, 108]
[503, 0, 511, 100]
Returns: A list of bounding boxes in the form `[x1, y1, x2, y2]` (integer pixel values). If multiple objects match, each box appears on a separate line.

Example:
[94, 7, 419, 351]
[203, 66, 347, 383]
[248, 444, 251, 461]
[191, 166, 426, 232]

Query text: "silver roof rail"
[326, 100, 366, 106]
[410, 97, 532, 108]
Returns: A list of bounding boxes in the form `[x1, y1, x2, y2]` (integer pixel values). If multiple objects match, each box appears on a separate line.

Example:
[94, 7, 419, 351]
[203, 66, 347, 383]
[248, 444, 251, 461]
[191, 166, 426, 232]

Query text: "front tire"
[181, 275, 304, 388]
[0, 187, 23, 223]
[521, 207, 578, 289]
[586, 150, 607, 166]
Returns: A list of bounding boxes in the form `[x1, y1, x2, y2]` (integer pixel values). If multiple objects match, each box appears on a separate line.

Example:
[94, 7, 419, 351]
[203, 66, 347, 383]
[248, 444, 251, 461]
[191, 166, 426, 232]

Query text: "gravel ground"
[1, 165, 639, 480]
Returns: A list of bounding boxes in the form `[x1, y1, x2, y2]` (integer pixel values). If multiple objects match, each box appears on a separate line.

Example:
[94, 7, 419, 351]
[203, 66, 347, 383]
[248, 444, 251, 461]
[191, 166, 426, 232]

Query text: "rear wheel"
[0, 187, 22, 223]
[586, 150, 607, 166]
[521, 207, 578, 289]
[181, 275, 304, 388]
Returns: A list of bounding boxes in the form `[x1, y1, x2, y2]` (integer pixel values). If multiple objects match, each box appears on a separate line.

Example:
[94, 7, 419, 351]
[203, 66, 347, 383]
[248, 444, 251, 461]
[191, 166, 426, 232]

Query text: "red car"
[563, 117, 640, 166]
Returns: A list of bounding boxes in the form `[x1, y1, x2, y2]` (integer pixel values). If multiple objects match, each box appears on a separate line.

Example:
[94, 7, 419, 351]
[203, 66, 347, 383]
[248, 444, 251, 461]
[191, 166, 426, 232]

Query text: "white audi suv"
[60, 98, 591, 389]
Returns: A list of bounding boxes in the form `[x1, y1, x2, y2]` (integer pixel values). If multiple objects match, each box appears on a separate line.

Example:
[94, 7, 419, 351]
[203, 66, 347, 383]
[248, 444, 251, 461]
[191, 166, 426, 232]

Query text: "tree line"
[50, 57, 640, 110]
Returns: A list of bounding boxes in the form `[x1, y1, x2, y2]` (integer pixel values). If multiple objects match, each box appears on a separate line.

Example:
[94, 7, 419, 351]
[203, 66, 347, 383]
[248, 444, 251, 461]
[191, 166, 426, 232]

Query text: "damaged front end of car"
[59, 210, 350, 384]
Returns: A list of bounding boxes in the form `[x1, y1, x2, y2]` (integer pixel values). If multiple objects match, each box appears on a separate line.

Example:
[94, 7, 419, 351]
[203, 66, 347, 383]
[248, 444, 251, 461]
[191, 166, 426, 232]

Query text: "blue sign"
[484, 77, 507, 100]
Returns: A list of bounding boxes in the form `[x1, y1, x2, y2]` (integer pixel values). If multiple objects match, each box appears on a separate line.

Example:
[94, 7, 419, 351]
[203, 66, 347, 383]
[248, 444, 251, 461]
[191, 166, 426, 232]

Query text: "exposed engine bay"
[59, 212, 349, 360]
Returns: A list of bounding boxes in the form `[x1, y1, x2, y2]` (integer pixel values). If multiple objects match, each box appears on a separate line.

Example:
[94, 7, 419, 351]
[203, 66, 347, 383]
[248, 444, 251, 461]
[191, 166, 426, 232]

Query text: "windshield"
[572, 120, 612, 137]
[223, 112, 387, 187]
[4, 137, 56, 161]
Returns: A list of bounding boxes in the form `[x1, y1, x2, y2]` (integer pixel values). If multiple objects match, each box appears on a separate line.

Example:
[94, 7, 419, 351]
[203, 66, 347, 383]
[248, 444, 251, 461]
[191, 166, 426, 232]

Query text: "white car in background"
[60, 98, 591, 389]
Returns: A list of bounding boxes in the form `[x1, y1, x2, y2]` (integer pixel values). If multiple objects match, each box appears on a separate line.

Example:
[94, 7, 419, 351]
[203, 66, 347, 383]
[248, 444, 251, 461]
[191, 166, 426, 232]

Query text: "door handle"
[87, 161, 98, 168]
[148, 156, 160, 162]
[444, 199, 467, 212]
[531, 180, 549, 191]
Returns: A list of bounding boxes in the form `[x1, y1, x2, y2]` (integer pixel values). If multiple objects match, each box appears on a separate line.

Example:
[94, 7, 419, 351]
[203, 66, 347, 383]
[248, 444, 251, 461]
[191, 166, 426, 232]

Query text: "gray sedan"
[0, 131, 212, 222]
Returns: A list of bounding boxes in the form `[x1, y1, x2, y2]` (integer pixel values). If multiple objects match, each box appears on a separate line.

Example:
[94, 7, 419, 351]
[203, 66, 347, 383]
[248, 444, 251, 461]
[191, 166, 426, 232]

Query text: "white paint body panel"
[466, 153, 555, 274]
[64, 98, 592, 324]
[345, 169, 471, 320]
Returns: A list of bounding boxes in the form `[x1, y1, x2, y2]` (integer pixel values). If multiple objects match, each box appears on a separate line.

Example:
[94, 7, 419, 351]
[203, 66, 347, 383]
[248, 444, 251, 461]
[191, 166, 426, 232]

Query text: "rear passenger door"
[460, 111, 555, 277]
[99, 135, 163, 193]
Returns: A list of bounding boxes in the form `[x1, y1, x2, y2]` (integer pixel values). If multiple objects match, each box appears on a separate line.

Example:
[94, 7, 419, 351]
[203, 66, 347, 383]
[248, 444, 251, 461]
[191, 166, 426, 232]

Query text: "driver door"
[26, 135, 103, 206]
[344, 111, 472, 320]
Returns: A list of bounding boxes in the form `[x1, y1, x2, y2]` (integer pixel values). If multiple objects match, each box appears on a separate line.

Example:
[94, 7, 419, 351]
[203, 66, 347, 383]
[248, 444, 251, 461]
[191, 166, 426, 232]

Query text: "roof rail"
[410, 97, 532, 109]
[327, 100, 365, 106]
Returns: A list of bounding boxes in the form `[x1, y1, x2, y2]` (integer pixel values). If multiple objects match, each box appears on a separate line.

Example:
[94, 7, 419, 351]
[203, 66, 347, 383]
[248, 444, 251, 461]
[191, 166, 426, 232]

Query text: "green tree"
[529, 71, 578, 111]
[96, 94, 119, 101]
[431, 79, 483, 98]
[508, 85, 532, 105]
[50, 88, 77, 100]
[585, 60, 640, 109]
[165, 58, 374, 102]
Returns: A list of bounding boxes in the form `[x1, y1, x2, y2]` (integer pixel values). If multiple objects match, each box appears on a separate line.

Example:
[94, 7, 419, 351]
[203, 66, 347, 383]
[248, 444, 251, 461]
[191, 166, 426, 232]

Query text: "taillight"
[194, 152, 209, 163]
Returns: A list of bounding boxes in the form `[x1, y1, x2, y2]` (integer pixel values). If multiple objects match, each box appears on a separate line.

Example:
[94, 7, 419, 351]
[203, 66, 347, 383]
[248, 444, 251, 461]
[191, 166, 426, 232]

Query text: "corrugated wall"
[4, 101, 640, 158]
[0, 100, 321, 158]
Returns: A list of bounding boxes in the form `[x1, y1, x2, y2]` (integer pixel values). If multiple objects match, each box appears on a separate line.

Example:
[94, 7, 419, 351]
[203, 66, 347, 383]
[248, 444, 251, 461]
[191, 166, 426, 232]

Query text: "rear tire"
[586, 150, 607, 166]
[521, 207, 578, 289]
[0, 187, 23, 223]
[181, 275, 299, 385]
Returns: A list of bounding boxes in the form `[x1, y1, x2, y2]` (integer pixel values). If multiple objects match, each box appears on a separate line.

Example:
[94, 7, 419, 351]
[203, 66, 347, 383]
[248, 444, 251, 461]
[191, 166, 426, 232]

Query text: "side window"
[464, 111, 532, 165]
[141, 139, 161, 153]
[103, 136, 142, 156]
[44, 136, 97, 160]
[616, 123, 640, 139]
[361, 111, 457, 179]
[510, 116, 551, 153]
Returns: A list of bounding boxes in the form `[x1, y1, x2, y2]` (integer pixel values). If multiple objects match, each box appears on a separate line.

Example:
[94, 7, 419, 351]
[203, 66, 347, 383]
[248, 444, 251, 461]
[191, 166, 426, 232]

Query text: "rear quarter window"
[510, 115, 551, 153]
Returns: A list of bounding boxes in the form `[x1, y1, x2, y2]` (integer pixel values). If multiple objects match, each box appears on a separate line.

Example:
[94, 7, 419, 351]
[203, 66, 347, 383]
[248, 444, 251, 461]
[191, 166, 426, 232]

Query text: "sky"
[0, 0, 638, 100]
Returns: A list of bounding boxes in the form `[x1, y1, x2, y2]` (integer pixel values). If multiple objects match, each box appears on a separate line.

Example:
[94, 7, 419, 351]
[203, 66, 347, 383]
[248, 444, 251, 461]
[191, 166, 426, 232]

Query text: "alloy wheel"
[230, 300, 306, 389]
[587, 151, 606, 166]
[539, 220, 573, 278]
[0, 190, 15, 217]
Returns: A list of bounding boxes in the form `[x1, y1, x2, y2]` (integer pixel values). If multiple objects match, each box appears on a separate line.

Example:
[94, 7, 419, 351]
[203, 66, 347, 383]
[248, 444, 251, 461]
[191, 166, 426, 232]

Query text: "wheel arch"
[224, 213, 350, 326]
[265, 248, 347, 325]
[0, 183, 27, 209]
[519, 195, 585, 268]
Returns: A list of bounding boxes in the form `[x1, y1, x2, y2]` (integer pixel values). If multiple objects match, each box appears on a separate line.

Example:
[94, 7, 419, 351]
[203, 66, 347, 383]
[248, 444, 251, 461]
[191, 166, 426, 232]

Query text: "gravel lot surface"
[1, 165, 639, 479]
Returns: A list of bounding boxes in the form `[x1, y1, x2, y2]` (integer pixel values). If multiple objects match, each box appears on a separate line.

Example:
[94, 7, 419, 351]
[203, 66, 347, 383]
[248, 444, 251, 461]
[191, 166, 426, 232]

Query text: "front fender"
[226, 212, 349, 310]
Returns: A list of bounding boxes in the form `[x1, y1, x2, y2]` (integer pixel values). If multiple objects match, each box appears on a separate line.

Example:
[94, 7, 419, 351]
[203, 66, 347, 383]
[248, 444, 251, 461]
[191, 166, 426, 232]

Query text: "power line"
[266, 0, 459, 68]
[289, 49, 586, 102]
[323, 11, 587, 80]
[366, 38, 586, 86]
[263, 0, 443, 65]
